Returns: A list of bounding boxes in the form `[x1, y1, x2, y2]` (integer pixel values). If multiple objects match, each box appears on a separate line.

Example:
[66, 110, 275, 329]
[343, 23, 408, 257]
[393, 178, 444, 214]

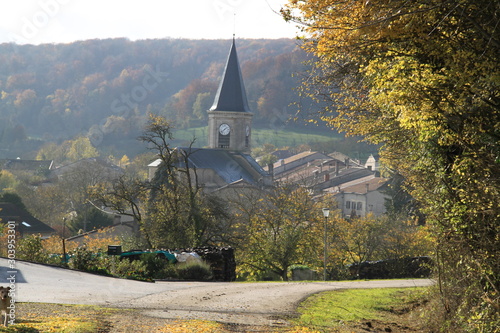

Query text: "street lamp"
[322, 207, 330, 281]
[62, 217, 67, 265]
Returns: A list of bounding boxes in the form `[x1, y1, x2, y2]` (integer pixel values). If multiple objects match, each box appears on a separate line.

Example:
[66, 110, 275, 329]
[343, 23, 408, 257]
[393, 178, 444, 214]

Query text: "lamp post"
[322, 207, 330, 281]
[62, 217, 67, 265]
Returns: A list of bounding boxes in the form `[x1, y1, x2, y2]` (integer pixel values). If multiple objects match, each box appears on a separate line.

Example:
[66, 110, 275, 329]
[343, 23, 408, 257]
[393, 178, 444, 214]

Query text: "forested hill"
[0, 38, 311, 157]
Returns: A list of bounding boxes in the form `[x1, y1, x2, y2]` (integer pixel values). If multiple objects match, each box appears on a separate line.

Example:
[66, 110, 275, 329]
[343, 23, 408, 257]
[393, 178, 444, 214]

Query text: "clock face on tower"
[219, 123, 230, 135]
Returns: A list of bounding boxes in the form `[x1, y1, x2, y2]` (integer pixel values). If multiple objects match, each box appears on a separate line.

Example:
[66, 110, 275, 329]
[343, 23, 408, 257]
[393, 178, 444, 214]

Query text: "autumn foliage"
[285, 0, 500, 330]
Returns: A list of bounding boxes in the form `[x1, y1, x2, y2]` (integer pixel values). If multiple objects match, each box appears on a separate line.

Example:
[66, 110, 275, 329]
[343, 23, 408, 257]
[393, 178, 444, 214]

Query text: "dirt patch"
[13, 303, 276, 332]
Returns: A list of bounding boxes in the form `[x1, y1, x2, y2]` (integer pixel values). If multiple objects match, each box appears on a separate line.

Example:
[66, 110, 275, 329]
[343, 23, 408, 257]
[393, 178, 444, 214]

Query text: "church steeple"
[207, 39, 253, 152]
[209, 38, 251, 113]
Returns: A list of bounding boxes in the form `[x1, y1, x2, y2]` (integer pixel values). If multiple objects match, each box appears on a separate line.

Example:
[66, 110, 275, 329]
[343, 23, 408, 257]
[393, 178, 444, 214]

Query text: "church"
[148, 39, 273, 192]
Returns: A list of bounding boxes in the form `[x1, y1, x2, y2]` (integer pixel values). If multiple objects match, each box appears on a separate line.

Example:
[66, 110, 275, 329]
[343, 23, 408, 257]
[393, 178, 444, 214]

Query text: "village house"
[266, 149, 389, 217]
[0, 202, 56, 238]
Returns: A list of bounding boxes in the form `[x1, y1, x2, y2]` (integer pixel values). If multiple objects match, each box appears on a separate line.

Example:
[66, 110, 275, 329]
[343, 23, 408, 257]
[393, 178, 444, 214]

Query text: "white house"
[327, 177, 389, 218]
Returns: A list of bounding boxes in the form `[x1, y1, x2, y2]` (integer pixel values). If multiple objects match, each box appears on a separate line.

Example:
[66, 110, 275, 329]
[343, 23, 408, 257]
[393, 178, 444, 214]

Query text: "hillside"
[0, 38, 313, 158]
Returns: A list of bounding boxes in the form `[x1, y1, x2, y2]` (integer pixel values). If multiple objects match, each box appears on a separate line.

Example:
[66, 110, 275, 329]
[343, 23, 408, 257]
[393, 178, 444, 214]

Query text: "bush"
[68, 247, 104, 273]
[139, 253, 173, 279]
[112, 258, 148, 281]
[16, 234, 49, 263]
[176, 260, 213, 281]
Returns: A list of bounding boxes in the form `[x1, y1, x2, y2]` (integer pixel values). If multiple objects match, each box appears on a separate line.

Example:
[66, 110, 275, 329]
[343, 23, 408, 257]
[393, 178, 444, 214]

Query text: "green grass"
[172, 126, 339, 148]
[293, 287, 424, 330]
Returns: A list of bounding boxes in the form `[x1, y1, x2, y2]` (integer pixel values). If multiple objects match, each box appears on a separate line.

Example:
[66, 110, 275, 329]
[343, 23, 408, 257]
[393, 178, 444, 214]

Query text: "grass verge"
[291, 287, 428, 332]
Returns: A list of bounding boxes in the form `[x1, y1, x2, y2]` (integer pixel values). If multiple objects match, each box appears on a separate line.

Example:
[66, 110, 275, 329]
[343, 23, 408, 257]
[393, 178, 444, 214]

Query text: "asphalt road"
[0, 258, 434, 326]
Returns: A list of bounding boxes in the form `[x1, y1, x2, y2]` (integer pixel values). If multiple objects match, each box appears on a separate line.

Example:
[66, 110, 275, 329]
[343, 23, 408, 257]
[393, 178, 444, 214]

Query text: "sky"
[0, 0, 299, 45]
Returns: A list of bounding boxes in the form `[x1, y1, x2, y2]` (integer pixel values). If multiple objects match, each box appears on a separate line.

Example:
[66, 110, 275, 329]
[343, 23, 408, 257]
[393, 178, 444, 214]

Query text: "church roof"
[149, 148, 269, 186]
[182, 148, 267, 184]
[209, 39, 251, 113]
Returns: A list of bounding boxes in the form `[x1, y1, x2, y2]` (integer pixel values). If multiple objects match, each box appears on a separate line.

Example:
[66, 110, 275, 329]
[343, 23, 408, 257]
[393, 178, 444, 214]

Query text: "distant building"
[264, 149, 389, 217]
[0, 202, 56, 238]
[65, 213, 139, 247]
[207, 38, 253, 153]
[364, 154, 380, 171]
[325, 177, 389, 218]
[0, 159, 54, 172]
[49, 157, 123, 182]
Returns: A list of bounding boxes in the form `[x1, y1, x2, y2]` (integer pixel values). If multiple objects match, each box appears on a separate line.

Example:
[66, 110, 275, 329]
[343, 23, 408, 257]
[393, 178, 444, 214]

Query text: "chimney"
[268, 163, 274, 176]
[335, 160, 340, 176]
[366, 183, 370, 193]
[345, 158, 349, 169]
[324, 173, 330, 182]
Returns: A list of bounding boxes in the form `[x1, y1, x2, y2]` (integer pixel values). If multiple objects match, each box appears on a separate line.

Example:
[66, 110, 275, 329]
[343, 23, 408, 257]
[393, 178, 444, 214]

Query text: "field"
[172, 126, 340, 148]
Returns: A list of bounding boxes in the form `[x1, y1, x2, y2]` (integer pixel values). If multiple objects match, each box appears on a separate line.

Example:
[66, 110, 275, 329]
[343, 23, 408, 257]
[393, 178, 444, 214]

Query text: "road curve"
[0, 258, 434, 326]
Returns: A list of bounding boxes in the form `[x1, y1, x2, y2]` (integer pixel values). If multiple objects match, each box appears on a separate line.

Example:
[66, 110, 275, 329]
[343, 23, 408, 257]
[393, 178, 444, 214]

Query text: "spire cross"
[233, 12, 236, 40]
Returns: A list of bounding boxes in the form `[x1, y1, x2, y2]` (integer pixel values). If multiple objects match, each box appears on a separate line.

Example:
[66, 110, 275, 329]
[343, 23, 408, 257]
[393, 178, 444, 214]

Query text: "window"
[346, 201, 351, 209]
[218, 133, 230, 148]
[357, 202, 363, 210]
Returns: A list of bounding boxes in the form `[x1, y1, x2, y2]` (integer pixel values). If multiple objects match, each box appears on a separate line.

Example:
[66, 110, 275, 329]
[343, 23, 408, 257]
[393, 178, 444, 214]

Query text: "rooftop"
[209, 39, 251, 113]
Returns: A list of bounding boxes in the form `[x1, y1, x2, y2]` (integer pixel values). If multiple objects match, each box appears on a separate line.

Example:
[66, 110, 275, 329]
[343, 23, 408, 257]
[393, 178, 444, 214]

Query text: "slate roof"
[0, 159, 53, 171]
[317, 168, 377, 192]
[0, 202, 56, 236]
[181, 148, 268, 184]
[209, 39, 251, 113]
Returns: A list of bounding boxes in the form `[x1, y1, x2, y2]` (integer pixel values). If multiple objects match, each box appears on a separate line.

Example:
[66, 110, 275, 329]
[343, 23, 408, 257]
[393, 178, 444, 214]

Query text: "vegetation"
[294, 287, 427, 331]
[175, 260, 213, 281]
[173, 126, 342, 150]
[284, 0, 500, 330]
[0, 38, 310, 160]
[235, 185, 326, 281]
[90, 114, 231, 249]
[3, 287, 429, 332]
[1, 113, 433, 281]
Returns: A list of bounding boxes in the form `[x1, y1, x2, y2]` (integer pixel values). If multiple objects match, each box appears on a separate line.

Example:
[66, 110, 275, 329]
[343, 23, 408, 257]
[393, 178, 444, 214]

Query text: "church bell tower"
[207, 39, 253, 153]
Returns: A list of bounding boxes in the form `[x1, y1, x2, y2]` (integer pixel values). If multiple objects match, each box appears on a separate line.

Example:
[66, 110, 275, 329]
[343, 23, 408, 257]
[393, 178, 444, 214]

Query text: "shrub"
[68, 246, 99, 272]
[17, 234, 49, 263]
[139, 253, 172, 279]
[113, 258, 148, 281]
[176, 260, 213, 281]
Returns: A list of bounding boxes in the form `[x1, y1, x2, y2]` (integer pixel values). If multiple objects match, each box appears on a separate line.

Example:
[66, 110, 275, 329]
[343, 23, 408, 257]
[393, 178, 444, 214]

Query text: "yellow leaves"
[159, 320, 224, 333]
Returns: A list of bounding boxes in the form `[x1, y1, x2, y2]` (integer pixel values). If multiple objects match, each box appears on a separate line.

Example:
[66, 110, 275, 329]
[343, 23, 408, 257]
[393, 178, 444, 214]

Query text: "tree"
[236, 185, 323, 281]
[332, 214, 385, 274]
[92, 114, 230, 249]
[284, 0, 500, 330]
[36, 137, 99, 164]
[0, 192, 26, 210]
[90, 174, 149, 243]
[140, 114, 230, 248]
[66, 137, 99, 162]
[0, 171, 19, 193]
[67, 205, 114, 233]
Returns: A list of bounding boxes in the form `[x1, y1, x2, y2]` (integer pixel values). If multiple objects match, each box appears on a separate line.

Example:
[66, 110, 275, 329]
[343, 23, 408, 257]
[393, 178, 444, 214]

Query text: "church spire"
[209, 39, 251, 113]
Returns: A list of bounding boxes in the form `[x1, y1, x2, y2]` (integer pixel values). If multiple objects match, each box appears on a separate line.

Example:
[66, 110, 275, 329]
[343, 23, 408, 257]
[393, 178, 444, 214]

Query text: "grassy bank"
[293, 287, 427, 332]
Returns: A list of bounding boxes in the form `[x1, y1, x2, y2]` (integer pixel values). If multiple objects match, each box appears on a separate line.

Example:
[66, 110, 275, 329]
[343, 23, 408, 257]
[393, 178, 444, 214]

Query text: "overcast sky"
[0, 0, 299, 45]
